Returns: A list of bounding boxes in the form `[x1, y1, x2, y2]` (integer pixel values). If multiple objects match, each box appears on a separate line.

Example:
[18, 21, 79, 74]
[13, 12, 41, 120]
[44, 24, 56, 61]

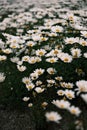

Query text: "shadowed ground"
[0, 105, 35, 130]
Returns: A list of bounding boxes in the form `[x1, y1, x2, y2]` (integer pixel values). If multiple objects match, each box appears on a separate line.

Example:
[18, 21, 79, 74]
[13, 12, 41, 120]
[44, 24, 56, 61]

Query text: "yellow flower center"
[64, 58, 69, 62]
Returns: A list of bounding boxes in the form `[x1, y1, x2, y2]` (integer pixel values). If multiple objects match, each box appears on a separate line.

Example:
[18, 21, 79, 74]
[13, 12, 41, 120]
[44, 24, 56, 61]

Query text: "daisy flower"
[17, 65, 26, 72]
[64, 89, 75, 99]
[81, 31, 87, 38]
[0, 73, 6, 83]
[70, 48, 81, 58]
[0, 55, 7, 61]
[35, 87, 45, 93]
[45, 111, 62, 123]
[22, 97, 30, 102]
[22, 77, 31, 85]
[46, 57, 58, 63]
[51, 25, 63, 33]
[52, 100, 70, 109]
[26, 83, 35, 91]
[68, 106, 81, 116]
[76, 80, 87, 95]
[47, 68, 56, 75]
[36, 49, 46, 56]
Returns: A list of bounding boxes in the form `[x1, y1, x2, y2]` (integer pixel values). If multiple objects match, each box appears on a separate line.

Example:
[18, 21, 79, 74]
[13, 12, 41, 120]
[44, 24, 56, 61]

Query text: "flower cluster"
[0, 0, 87, 126]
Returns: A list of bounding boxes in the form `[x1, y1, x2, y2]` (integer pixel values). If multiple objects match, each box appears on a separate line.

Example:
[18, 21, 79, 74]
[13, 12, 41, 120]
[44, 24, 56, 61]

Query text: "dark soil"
[0, 104, 35, 130]
[0, 103, 87, 130]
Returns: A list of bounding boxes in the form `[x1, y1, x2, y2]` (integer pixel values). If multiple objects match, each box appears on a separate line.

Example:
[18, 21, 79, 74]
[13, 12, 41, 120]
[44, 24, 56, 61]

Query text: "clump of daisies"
[0, 0, 87, 129]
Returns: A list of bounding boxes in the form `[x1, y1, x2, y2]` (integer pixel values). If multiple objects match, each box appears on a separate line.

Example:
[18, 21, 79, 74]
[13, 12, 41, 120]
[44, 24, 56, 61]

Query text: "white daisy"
[22, 97, 30, 102]
[52, 100, 70, 109]
[0, 55, 7, 61]
[51, 26, 63, 33]
[0, 73, 6, 83]
[68, 106, 81, 116]
[70, 48, 81, 58]
[76, 80, 87, 94]
[36, 49, 46, 56]
[47, 68, 56, 75]
[35, 87, 45, 93]
[64, 89, 75, 99]
[45, 111, 62, 123]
